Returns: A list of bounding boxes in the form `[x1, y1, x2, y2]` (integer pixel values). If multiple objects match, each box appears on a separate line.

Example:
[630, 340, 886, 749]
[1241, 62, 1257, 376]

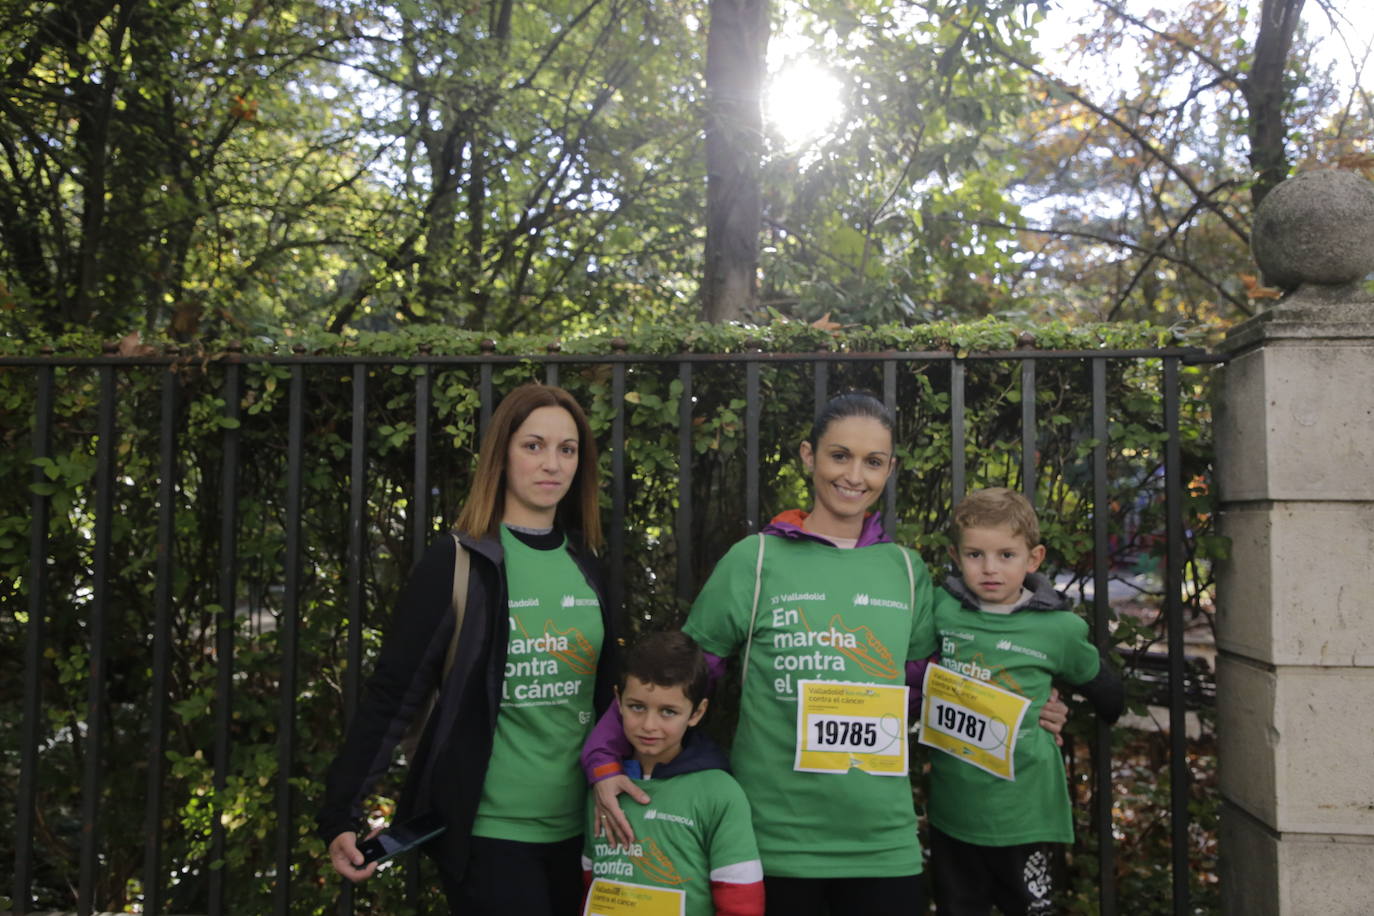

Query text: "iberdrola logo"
[997, 639, 1012, 650]
[561, 594, 575, 608]
[853, 593, 871, 606]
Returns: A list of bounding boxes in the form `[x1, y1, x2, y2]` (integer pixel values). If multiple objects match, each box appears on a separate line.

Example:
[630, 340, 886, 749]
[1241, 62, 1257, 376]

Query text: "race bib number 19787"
[918, 663, 1031, 781]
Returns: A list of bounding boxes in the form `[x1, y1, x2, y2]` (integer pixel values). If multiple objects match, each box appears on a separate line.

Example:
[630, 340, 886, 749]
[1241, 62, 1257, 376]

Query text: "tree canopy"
[1, 0, 1369, 342]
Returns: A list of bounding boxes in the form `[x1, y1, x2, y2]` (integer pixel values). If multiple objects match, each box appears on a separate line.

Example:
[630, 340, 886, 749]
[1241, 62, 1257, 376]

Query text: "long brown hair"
[453, 383, 603, 551]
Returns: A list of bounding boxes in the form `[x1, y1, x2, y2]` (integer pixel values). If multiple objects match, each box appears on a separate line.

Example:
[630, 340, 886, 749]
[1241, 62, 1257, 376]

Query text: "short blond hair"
[951, 487, 1040, 550]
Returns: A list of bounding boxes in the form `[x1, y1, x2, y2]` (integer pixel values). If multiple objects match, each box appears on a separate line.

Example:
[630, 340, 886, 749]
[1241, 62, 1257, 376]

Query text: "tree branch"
[1089, 0, 1242, 84]
[989, 44, 1252, 246]
[966, 217, 1252, 315]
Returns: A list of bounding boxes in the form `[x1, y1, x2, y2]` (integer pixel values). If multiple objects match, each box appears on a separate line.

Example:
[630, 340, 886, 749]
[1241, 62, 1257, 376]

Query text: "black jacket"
[316, 528, 621, 878]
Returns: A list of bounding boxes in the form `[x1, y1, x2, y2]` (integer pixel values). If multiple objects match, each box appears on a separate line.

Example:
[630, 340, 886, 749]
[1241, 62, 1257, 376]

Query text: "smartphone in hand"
[358, 812, 447, 866]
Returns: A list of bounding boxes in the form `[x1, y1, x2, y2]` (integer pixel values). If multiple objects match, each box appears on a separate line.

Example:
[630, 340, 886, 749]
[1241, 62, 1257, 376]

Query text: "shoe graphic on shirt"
[826, 614, 899, 679]
[545, 621, 596, 675]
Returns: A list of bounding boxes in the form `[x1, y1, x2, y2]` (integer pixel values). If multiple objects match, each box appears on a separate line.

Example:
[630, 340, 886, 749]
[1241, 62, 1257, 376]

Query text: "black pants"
[929, 826, 1057, 916]
[763, 873, 928, 916]
[438, 834, 583, 916]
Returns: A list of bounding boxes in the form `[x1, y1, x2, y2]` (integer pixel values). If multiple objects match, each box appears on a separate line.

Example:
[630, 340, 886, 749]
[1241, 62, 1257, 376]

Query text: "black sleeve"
[315, 536, 459, 845]
[1071, 656, 1125, 725]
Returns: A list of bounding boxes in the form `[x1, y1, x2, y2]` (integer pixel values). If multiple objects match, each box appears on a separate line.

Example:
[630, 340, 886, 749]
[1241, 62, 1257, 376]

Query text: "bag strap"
[900, 545, 915, 624]
[399, 534, 470, 762]
[740, 533, 767, 684]
[442, 532, 470, 679]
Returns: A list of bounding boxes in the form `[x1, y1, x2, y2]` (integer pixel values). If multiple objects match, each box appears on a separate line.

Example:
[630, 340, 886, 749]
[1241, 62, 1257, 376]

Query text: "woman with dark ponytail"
[587, 391, 934, 914]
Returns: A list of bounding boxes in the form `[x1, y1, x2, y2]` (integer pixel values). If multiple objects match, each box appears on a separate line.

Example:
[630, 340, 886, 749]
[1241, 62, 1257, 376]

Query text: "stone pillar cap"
[1251, 169, 1374, 291]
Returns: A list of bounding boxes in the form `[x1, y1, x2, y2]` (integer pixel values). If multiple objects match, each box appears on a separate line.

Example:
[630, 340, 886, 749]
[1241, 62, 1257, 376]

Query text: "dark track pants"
[929, 826, 1057, 916]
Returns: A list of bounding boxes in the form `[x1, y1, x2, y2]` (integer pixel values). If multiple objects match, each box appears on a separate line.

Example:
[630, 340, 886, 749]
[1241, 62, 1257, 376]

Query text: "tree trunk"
[702, 0, 768, 323]
[1244, 0, 1305, 210]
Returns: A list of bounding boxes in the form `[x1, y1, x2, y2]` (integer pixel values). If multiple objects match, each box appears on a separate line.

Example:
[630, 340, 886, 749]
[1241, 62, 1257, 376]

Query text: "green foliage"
[0, 320, 1216, 911]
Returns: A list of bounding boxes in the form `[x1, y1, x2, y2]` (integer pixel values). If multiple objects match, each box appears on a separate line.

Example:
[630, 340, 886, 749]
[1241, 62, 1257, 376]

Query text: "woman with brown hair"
[318, 382, 620, 915]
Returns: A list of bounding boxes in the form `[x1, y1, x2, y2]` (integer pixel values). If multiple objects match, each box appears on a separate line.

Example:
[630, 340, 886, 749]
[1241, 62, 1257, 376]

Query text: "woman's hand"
[1039, 688, 1070, 746]
[328, 827, 382, 882]
[593, 774, 650, 849]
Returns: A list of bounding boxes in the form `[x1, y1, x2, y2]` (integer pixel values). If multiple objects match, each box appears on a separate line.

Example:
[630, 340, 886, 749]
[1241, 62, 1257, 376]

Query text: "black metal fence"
[3, 344, 1220, 915]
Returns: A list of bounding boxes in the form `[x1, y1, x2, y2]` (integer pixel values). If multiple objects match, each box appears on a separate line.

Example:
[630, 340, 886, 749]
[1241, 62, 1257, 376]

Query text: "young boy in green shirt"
[581, 631, 764, 916]
[920, 487, 1124, 915]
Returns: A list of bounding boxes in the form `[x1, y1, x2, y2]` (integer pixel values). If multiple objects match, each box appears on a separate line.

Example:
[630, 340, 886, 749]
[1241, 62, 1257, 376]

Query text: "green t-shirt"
[472, 528, 604, 842]
[683, 534, 937, 878]
[581, 768, 760, 916]
[926, 587, 1101, 845]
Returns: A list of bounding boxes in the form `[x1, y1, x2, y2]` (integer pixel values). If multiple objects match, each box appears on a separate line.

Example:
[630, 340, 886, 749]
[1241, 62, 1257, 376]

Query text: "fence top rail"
[0, 346, 1223, 368]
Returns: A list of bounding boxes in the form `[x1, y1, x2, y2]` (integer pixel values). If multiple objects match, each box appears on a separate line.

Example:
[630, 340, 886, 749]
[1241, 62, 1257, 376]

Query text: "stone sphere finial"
[1251, 170, 1374, 292]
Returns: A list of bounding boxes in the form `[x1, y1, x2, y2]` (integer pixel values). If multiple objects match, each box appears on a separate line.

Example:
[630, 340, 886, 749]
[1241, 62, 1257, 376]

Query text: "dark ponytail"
[806, 391, 895, 446]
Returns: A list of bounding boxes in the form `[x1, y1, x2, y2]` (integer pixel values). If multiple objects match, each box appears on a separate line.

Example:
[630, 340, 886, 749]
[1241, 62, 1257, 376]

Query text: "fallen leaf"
[117, 331, 157, 357]
[811, 312, 843, 332]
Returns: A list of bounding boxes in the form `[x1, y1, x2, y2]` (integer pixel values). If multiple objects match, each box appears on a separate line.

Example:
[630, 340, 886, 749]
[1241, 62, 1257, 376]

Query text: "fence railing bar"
[479, 363, 493, 437]
[405, 853, 422, 911]
[1090, 358, 1118, 915]
[813, 359, 828, 413]
[950, 362, 966, 506]
[14, 363, 54, 916]
[406, 359, 432, 916]
[340, 365, 366, 915]
[611, 362, 627, 622]
[142, 365, 179, 916]
[745, 361, 760, 532]
[883, 360, 897, 538]
[676, 362, 694, 609]
[273, 363, 307, 915]
[0, 347, 1217, 369]
[346, 366, 367, 719]
[1164, 356, 1190, 914]
[77, 362, 118, 916]
[1022, 360, 1037, 504]
[413, 364, 432, 550]
[209, 360, 242, 916]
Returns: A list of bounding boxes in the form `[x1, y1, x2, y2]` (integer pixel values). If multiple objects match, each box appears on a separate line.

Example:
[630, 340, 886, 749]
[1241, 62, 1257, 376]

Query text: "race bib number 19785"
[794, 680, 909, 776]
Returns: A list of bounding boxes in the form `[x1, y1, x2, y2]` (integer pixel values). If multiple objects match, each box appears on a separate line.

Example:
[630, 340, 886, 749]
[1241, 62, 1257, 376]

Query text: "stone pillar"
[1214, 169, 1374, 915]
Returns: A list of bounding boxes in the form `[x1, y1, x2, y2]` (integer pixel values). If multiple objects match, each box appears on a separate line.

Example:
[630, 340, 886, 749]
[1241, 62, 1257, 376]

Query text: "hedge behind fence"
[0, 319, 1220, 914]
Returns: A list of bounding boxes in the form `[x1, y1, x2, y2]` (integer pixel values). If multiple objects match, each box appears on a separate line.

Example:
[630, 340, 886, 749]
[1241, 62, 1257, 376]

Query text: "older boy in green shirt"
[920, 488, 1124, 915]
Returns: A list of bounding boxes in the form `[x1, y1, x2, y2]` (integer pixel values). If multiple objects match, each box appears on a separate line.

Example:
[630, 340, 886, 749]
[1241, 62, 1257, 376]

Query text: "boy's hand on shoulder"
[1040, 688, 1069, 746]
[594, 774, 650, 849]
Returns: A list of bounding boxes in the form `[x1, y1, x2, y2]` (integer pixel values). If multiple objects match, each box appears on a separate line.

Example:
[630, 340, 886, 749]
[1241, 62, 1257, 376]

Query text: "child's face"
[617, 676, 707, 772]
[950, 523, 1047, 605]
